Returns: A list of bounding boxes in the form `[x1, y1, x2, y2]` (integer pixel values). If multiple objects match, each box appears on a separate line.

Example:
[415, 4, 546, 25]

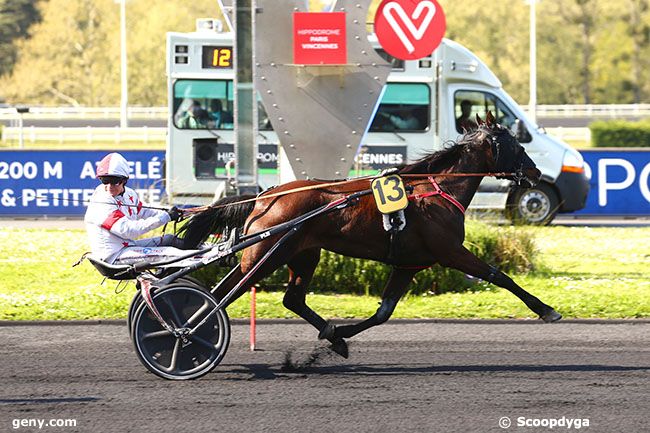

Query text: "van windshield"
[173, 79, 274, 131]
[369, 83, 430, 132]
[173, 80, 234, 130]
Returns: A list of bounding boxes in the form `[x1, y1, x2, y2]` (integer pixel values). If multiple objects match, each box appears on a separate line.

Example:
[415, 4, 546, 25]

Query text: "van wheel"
[506, 182, 559, 225]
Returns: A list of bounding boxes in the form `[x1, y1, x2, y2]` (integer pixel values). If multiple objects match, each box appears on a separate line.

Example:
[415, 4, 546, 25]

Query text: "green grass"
[0, 226, 648, 320]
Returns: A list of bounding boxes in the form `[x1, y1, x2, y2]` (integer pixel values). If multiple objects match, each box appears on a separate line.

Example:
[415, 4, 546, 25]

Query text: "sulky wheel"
[130, 282, 230, 380]
[126, 291, 142, 338]
[127, 276, 206, 337]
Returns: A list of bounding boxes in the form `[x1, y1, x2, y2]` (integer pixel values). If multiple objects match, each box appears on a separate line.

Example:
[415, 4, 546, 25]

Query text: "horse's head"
[477, 112, 541, 187]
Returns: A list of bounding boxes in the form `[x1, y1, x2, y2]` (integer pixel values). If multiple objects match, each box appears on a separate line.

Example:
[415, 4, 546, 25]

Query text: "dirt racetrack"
[1, 320, 648, 433]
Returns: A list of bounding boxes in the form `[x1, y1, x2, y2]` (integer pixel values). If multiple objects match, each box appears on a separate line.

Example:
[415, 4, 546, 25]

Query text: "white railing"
[1, 126, 166, 145]
[0, 106, 167, 120]
[525, 104, 650, 118]
[1, 125, 590, 147]
[2, 104, 650, 121]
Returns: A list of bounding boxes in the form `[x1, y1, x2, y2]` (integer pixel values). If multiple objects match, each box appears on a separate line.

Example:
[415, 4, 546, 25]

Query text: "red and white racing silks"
[84, 185, 171, 262]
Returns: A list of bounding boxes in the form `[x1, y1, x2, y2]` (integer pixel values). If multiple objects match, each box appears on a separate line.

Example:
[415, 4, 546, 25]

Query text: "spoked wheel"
[127, 276, 205, 336]
[131, 283, 230, 380]
[126, 291, 141, 337]
[506, 182, 559, 225]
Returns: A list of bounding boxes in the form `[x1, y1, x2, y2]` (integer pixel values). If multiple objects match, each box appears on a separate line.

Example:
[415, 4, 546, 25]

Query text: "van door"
[448, 86, 555, 180]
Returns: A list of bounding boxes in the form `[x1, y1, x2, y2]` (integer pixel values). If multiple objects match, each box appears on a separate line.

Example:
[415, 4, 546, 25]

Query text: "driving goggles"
[99, 176, 127, 185]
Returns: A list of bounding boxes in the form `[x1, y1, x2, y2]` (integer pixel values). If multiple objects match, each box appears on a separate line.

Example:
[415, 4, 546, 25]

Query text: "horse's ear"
[475, 113, 485, 126]
[485, 111, 496, 127]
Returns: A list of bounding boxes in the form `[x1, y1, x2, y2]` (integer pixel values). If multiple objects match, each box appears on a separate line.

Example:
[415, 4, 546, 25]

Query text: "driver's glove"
[167, 206, 183, 222]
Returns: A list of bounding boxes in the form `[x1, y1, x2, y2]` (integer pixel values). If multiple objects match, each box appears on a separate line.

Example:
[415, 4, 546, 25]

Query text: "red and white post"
[250, 286, 256, 351]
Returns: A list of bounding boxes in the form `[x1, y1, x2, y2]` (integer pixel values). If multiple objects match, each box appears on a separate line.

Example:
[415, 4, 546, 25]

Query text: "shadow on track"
[0, 397, 100, 405]
[214, 363, 650, 380]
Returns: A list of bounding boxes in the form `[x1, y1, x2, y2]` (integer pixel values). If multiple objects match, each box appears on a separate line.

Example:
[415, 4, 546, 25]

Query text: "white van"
[360, 36, 590, 224]
[166, 30, 589, 224]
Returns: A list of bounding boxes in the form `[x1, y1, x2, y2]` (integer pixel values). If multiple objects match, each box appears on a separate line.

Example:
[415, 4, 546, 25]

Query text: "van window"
[174, 79, 276, 131]
[454, 90, 518, 134]
[258, 99, 273, 131]
[370, 83, 430, 132]
[374, 49, 405, 70]
[173, 79, 234, 130]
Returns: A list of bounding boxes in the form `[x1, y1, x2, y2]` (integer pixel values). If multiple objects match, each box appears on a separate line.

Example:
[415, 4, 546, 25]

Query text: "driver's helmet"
[96, 152, 130, 179]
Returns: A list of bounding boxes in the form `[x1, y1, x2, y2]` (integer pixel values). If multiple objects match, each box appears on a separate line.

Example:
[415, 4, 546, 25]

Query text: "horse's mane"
[397, 126, 490, 174]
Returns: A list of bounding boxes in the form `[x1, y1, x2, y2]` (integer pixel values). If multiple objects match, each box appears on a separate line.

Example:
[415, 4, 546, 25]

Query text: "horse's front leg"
[321, 268, 419, 341]
[443, 246, 561, 322]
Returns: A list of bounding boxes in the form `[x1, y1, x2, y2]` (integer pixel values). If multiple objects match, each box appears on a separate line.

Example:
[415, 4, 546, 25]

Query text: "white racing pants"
[112, 234, 201, 265]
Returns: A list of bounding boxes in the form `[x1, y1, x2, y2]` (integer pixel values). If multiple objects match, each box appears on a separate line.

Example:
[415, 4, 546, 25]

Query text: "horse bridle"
[489, 130, 527, 185]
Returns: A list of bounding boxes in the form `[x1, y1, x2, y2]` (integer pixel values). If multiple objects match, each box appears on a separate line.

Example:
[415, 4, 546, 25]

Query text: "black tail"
[178, 194, 256, 248]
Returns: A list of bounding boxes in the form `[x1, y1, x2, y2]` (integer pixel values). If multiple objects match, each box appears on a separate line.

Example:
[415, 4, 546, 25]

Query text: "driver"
[84, 152, 188, 264]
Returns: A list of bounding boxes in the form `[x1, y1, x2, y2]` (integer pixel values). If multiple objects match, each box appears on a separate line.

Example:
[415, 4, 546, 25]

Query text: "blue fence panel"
[577, 150, 650, 215]
[1, 149, 649, 217]
[0, 150, 165, 216]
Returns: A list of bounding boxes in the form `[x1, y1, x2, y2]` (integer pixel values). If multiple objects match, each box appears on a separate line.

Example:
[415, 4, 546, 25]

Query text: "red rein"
[408, 176, 466, 215]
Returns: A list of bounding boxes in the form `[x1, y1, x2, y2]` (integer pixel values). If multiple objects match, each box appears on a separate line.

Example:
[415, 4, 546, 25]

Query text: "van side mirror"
[514, 119, 532, 143]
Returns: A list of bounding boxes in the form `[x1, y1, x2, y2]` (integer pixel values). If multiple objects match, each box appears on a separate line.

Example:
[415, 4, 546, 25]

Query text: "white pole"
[529, 0, 537, 124]
[120, 0, 129, 128]
[18, 112, 24, 149]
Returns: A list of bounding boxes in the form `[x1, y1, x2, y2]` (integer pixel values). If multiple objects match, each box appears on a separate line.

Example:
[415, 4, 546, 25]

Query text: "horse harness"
[372, 174, 466, 263]
[408, 176, 466, 214]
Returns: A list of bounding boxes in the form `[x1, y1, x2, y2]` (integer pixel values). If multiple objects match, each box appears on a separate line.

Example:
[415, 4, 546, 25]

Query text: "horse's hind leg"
[444, 246, 561, 322]
[211, 236, 299, 309]
[327, 267, 419, 340]
[282, 249, 349, 358]
[283, 249, 326, 329]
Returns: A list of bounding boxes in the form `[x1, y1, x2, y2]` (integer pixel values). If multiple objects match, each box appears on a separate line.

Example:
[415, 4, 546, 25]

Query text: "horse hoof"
[318, 322, 336, 340]
[541, 309, 562, 323]
[329, 338, 349, 359]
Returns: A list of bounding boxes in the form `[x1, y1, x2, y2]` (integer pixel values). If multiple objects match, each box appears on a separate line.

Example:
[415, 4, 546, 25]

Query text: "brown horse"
[180, 113, 562, 357]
